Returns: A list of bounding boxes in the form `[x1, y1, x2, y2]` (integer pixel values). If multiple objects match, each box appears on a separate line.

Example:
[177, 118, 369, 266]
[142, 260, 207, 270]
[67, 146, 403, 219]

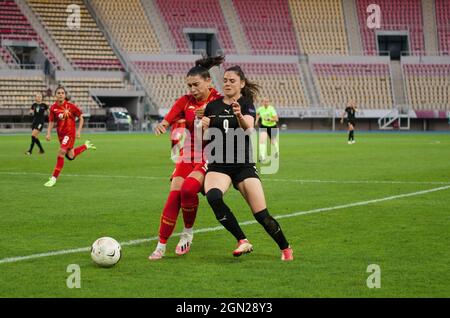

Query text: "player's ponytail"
[187, 55, 225, 79]
[225, 65, 260, 103]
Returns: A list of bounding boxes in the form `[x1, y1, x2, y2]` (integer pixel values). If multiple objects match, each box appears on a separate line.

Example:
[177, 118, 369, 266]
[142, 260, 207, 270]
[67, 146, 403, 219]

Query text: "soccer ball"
[91, 237, 121, 267]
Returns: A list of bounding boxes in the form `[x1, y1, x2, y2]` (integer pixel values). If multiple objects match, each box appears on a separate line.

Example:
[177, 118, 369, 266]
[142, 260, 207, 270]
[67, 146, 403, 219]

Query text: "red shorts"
[171, 161, 207, 180]
[58, 134, 75, 152]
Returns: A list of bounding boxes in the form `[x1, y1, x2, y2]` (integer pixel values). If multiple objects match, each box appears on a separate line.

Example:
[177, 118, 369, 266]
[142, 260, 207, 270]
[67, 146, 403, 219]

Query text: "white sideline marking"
[1, 185, 449, 265]
[1, 171, 450, 185]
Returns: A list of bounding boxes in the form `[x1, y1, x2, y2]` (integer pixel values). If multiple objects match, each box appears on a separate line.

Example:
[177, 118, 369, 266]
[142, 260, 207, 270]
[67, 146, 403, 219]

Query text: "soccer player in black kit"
[340, 100, 357, 144]
[201, 65, 293, 261]
[25, 93, 48, 155]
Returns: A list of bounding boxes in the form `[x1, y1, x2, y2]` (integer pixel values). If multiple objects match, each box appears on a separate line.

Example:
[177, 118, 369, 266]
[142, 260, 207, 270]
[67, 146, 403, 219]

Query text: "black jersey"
[31, 103, 48, 123]
[204, 96, 256, 165]
[345, 107, 356, 121]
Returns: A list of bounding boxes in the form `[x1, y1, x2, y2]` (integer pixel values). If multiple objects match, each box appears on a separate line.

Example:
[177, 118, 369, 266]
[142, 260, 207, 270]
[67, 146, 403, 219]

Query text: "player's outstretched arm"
[154, 119, 169, 135]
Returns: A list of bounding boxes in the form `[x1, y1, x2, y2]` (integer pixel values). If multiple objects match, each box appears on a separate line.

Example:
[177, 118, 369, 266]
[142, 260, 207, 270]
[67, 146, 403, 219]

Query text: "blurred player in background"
[149, 56, 224, 260]
[340, 100, 358, 144]
[44, 86, 96, 187]
[25, 93, 48, 155]
[255, 97, 279, 162]
[202, 65, 293, 261]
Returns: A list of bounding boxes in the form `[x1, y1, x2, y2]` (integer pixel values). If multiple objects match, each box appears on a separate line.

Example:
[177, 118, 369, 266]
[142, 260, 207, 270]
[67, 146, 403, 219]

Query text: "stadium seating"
[0, 75, 47, 108]
[135, 61, 309, 109]
[0, 47, 17, 66]
[435, 0, 450, 55]
[356, 0, 425, 55]
[403, 63, 450, 110]
[155, 0, 235, 54]
[91, 0, 161, 54]
[232, 0, 299, 55]
[311, 62, 393, 109]
[0, 0, 60, 69]
[289, 0, 348, 55]
[224, 62, 309, 107]
[134, 61, 193, 107]
[58, 76, 131, 110]
[26, 0, 122, 70]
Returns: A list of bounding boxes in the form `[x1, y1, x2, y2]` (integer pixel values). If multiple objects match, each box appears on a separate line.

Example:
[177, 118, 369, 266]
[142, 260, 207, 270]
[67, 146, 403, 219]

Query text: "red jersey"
[164, 88, 221, 160]
[48, 100, 82, 137]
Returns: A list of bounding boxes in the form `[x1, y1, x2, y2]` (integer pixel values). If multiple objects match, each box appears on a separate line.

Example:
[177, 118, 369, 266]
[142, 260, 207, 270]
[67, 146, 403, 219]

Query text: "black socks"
[206, 188, 246, 241]
[254, 209, 289, 250]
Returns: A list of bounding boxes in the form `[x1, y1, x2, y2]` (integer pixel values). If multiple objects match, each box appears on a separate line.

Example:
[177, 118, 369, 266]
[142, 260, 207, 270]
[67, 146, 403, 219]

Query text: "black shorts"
[346, 120, 355, 127]
[260, 124, 278, 140]
[206, 164, 260, 189]
[32, 122, 44, 131]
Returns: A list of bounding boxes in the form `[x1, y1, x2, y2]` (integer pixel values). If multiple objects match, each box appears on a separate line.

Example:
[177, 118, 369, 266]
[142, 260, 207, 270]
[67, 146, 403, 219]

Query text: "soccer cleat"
[39, 149, 45, 154]
[85, 140, 96, 150]
[233, 239, 253, 257]
[25, 151, 31, 156]
[148, 247, 165, 260]
[351, 140, 356, 144]
[175, 231, 193, 256]
[348, 141, 352, 144]
[281, 247, 294, 261]
[44, 177, 56, 187]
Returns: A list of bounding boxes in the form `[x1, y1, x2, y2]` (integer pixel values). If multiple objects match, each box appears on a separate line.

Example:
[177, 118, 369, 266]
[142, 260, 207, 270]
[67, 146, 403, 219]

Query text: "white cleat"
[148, 247, 165, 260]
[175, 231, 193, 256]
[233, 239, 253, 257]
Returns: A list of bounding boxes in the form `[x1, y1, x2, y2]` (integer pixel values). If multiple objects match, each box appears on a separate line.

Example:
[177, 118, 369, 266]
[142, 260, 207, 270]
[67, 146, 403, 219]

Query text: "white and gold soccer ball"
[91, 237, 121, 267]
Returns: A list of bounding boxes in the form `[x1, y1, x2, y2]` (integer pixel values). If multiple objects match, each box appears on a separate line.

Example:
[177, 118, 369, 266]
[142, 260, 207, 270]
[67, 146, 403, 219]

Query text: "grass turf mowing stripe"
[1, 184, 449, 265]
[1, 171, 449, 185]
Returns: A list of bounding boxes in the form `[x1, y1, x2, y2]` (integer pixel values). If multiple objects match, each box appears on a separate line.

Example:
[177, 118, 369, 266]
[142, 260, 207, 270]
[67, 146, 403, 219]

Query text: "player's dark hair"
[55, 85, 70, 101]
[225, 65, 260, 103]
[187, 55, 225, 79]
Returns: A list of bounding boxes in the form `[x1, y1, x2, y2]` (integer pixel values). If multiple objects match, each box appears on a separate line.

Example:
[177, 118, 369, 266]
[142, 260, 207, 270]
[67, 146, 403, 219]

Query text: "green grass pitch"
[0, 132, 449, 297]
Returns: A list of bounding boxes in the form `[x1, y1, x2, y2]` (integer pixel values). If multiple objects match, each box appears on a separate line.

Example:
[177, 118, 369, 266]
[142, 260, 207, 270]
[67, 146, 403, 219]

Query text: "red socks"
[158, 190, 181, 244]
[52, 156, 65, 178]
[157, 178, 202, 244]
[74, 145, 87, 158]
[180, 177, 201, 229]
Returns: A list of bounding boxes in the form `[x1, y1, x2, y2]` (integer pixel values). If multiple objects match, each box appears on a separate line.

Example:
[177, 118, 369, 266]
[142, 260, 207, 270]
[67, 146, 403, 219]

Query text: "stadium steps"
[342, 0, 363, 55]
[421, 0, 439, 54]
[0, 55, 7, 68]
[85, 0, 157, 111]
[390, 60, 407, 106]
[378, 107, 411, 130]
[299, 58, 318, 107]
[219, 0, 250, 55]
[16, 0, 73, 71]
[140, 0, 173, 53]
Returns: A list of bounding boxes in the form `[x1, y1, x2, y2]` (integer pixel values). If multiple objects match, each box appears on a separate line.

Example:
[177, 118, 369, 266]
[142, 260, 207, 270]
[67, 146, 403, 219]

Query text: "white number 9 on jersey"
[223, 119, 229, 133]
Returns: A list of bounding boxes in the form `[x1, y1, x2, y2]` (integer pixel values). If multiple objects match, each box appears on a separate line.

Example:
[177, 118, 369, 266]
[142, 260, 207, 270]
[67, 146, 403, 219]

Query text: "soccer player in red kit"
[149, 56, 224, 260]
[44, 86, 96, 187]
